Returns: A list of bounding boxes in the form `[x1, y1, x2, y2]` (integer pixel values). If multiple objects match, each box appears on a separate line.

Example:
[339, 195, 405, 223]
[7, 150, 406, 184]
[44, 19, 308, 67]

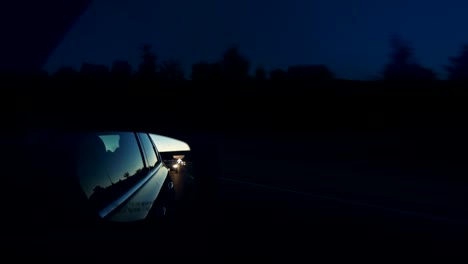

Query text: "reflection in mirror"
[138, 133, 158, 169]
[150, 134, 193, 202]
[76, 132, 147, 213]
[75, 131, 194, 222]
[149, 134, 191, 152]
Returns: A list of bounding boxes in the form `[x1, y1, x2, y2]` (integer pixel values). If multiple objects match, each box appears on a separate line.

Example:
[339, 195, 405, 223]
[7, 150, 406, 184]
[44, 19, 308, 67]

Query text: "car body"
[7, 129, 177, 230]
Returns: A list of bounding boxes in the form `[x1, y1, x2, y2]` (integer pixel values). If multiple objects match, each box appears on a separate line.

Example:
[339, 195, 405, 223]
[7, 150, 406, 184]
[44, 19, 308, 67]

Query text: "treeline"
[48, 35, 468, 82]
[3, 35, 468, 82]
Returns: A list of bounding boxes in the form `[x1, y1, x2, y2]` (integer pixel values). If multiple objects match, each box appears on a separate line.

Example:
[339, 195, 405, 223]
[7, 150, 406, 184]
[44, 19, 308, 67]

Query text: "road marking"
[218, 177, 467, 225]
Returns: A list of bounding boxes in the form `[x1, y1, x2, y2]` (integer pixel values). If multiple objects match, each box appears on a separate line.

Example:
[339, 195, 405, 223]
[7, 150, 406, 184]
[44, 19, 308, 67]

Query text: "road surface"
[174, 133, 468, 256]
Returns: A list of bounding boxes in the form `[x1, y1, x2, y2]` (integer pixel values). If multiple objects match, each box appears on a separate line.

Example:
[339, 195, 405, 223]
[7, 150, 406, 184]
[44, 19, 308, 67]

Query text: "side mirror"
[75, 131, 192, 223]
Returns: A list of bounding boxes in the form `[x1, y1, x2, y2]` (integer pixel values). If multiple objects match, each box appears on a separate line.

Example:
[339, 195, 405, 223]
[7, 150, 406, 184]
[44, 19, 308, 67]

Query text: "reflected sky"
[99, 135, 120, 152]
[150, 134, 190, 152]
[77, 132, 146, 198]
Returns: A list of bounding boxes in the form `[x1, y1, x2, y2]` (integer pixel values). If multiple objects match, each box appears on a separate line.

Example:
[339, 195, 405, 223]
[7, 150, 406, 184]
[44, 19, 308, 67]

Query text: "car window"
[76, 132, 146, 210]
[138, 133, 158, 169]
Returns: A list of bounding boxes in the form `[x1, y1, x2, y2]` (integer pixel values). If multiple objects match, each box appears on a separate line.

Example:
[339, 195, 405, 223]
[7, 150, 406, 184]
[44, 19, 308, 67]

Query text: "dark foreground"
[3, 86, 468, 261]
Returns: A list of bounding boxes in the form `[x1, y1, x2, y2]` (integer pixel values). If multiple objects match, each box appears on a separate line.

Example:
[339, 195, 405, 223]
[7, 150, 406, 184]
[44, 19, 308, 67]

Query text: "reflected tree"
[93, 185, 105, 193]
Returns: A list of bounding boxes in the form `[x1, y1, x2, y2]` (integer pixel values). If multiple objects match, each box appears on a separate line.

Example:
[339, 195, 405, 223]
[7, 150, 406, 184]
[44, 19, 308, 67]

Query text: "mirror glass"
[74, 132, 193, 222]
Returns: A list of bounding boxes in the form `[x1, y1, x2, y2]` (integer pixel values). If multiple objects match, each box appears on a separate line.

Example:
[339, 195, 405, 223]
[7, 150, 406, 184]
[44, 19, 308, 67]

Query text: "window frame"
[147, 133, 164, 162]
[136, 132, 161, 170]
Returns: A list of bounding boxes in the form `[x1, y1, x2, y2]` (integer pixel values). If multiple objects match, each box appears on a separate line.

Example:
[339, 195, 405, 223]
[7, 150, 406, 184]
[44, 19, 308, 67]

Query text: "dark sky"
[43, 0, 468, 80]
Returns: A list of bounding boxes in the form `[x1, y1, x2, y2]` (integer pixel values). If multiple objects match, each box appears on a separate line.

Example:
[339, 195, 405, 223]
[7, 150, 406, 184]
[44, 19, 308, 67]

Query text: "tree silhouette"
[191, 62, 223, 80]
[79, 63, 110, 79]
[382, 35, 437, 81]
[93, 185, 105, 193]
[159, 59, 185, 80]
[409, 65, 437, 80]
[382, 35, 413, 80]
[270, 68, 287, 80]
[254, 66, 267, 80]
[287, 65, 335, 80]
[219, 46, 250, 80]
[47, 38, 454, 83]
[137, 44, 158, 80]
[111, 60, 133, 80]
[53, 66, 78, 79]
[445, 45, 468, 81]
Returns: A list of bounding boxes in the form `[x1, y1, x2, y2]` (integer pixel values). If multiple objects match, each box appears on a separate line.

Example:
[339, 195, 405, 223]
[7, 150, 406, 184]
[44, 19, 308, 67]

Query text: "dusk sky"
[43, 0, 468, 80]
